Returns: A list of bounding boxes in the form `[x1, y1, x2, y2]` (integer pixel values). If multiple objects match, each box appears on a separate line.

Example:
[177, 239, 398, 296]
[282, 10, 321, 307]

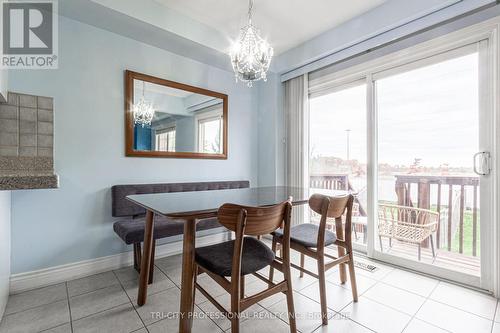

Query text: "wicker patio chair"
[378, 204, 439, 260]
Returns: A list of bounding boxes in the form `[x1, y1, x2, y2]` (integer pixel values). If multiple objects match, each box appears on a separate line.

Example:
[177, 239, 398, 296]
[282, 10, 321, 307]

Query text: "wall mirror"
[125, 70, 228, 159]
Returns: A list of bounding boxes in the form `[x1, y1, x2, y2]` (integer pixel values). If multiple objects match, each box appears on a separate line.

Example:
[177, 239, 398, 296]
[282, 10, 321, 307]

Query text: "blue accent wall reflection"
[134, 125, 152, 150]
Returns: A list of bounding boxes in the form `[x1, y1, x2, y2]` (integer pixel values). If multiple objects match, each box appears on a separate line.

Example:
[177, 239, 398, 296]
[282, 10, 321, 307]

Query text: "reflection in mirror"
[132, 79, 224, 155]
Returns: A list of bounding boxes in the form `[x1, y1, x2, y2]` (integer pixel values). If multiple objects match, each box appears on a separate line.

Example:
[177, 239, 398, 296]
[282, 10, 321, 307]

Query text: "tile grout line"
[400, 280, 444, 333]
[65, 282, 74, 333]
[65, 274, 133, 324]
[374, 270, 496, 329]
[196, 292, 258, 332]
[291, 273, 380, 332]
[424, 296, 497, 322]
[65, 279, 134, 324]
[198, 303, 228, 333]
[69, 281, 122, 299]
[2, 296, 67, 317]
[38, 323, 73, 333]
[338, 277, 452, 333]
[154, 263, 184, 292]
[118, 264, 180, 300]
[376, 278, 437, 298]
[354, 252, 487, 293]
[194, 301, 230, 332]
[194, 266, 286, 331]
[491, 300, 498, 333]
[247, 292, 298, 331]
[111, 270, 149, 332]
[22, 283, 132, 332]
[360, 292, 421, 319]
[416, 281, 473, 333]
[410, 315, 455, 333]
[383, 261, 487, 295]
[148, 259, 496, 333]
[71, 302, 135, 326]
[423, 280, 498, 322]
[6, 254, 493, 333]
[380, 268, 497, 315]
[333, 277, 384, 331]
[2, 281, 76, 318]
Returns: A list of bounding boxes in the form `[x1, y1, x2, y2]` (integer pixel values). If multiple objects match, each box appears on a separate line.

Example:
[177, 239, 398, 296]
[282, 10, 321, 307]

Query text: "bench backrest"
[111, 180, 250, 217]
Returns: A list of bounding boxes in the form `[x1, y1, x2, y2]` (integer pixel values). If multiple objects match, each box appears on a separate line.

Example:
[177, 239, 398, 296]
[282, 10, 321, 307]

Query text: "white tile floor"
[0, 251, 498, 333]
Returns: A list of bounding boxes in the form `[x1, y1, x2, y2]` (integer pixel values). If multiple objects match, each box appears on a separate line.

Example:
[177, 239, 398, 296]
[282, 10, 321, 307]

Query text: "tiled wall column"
[0, 92, 54, 174]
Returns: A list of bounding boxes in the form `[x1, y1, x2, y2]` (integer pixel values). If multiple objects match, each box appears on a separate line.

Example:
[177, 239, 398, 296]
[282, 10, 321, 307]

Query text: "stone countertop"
[0, 173, 59, 190]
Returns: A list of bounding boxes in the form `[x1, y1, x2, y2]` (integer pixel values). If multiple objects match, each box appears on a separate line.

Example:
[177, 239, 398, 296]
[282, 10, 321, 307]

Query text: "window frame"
[155, 125, 176, 152]
[195, 109, 223, 154]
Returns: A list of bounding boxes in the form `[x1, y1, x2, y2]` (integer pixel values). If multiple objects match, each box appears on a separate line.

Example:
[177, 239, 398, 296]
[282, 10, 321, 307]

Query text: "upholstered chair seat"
[273, 223, 336, 248]
[195, 237, 275, 276]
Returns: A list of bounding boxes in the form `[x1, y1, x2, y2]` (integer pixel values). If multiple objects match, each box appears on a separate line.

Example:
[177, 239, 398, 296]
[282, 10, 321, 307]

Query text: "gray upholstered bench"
[111, 180, 250, 282]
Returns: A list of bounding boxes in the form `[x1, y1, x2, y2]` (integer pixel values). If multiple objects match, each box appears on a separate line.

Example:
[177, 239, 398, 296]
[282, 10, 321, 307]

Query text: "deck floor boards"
[353, 235, 480, 277]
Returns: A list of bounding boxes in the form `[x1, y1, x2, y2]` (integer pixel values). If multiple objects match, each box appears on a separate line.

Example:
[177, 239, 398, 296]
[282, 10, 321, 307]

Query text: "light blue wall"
[8, 16, 257, 274]
[256, 73, 284, 187]
[0, 191, 10, 320]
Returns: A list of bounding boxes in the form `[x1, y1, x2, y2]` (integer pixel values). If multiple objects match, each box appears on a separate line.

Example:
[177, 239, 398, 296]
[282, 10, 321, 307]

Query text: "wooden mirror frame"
[125, 70, 228, 159]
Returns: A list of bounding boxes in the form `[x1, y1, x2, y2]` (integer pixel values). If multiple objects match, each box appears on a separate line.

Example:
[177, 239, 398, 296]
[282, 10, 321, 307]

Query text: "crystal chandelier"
[133, 81, 155, 127]
[230, 0, 273, 87]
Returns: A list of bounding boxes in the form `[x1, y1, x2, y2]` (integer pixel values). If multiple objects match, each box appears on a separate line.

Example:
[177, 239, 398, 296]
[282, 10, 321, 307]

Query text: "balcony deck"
[378, 237, 480, 277]
[310, 173, 482, 278]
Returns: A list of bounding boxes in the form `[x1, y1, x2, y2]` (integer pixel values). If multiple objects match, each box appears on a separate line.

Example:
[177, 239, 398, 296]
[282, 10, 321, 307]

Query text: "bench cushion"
[273, 223, 336, 248]
[113, 216, 221, 244]
[195, 237, 275, 276]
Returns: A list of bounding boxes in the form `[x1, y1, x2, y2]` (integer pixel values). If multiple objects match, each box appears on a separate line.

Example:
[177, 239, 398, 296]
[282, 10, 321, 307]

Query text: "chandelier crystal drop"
[230, 0, 273, 87]
[133, 81, 155, 127]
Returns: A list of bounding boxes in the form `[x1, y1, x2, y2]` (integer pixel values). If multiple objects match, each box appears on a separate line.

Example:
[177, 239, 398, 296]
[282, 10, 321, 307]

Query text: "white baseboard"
[10, 232, 228, 294]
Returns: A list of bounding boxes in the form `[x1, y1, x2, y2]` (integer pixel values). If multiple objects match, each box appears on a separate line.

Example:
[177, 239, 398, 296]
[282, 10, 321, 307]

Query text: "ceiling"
[153, 0, 387, 54]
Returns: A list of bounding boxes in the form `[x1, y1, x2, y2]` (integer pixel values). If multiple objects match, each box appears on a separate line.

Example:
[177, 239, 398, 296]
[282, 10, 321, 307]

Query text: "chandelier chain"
[229, 0, 273, 87]
[248, 0, 253, 22]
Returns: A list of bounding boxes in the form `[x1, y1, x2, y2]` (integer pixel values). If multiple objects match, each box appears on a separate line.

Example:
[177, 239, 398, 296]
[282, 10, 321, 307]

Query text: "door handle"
[473, 151, 491, 176]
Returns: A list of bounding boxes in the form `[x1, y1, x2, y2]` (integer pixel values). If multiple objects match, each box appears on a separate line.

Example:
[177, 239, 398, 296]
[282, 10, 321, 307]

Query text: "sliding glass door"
[372, 46, 489, 285]
[309, 82, 368, 249]
[307, 37, 495, 289]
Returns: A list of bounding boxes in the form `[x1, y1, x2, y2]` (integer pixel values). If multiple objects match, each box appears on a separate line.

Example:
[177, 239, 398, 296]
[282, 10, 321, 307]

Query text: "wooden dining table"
[126, 186, 310, 333]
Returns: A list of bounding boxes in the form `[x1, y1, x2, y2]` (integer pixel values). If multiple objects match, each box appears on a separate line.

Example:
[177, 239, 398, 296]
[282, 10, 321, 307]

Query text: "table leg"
[137, 210, 154, 306]
[179, 219, 196, 333]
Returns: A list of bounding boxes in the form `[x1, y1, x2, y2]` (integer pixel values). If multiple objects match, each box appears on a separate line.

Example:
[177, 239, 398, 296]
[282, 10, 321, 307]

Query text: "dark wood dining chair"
[194, 200, 297, 333]
[270, 194, 358, 325]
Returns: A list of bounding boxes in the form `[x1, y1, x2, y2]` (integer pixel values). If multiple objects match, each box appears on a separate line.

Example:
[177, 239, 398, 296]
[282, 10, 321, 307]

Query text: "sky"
[309, 52, 479, 169]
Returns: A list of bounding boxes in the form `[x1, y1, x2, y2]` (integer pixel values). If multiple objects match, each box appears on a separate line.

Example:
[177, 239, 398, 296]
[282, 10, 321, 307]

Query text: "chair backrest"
[217, 200, 292, 236]
[308, 193, 354, 246]
[309, 193, 352, 218]
[378, 204, 439, 227]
